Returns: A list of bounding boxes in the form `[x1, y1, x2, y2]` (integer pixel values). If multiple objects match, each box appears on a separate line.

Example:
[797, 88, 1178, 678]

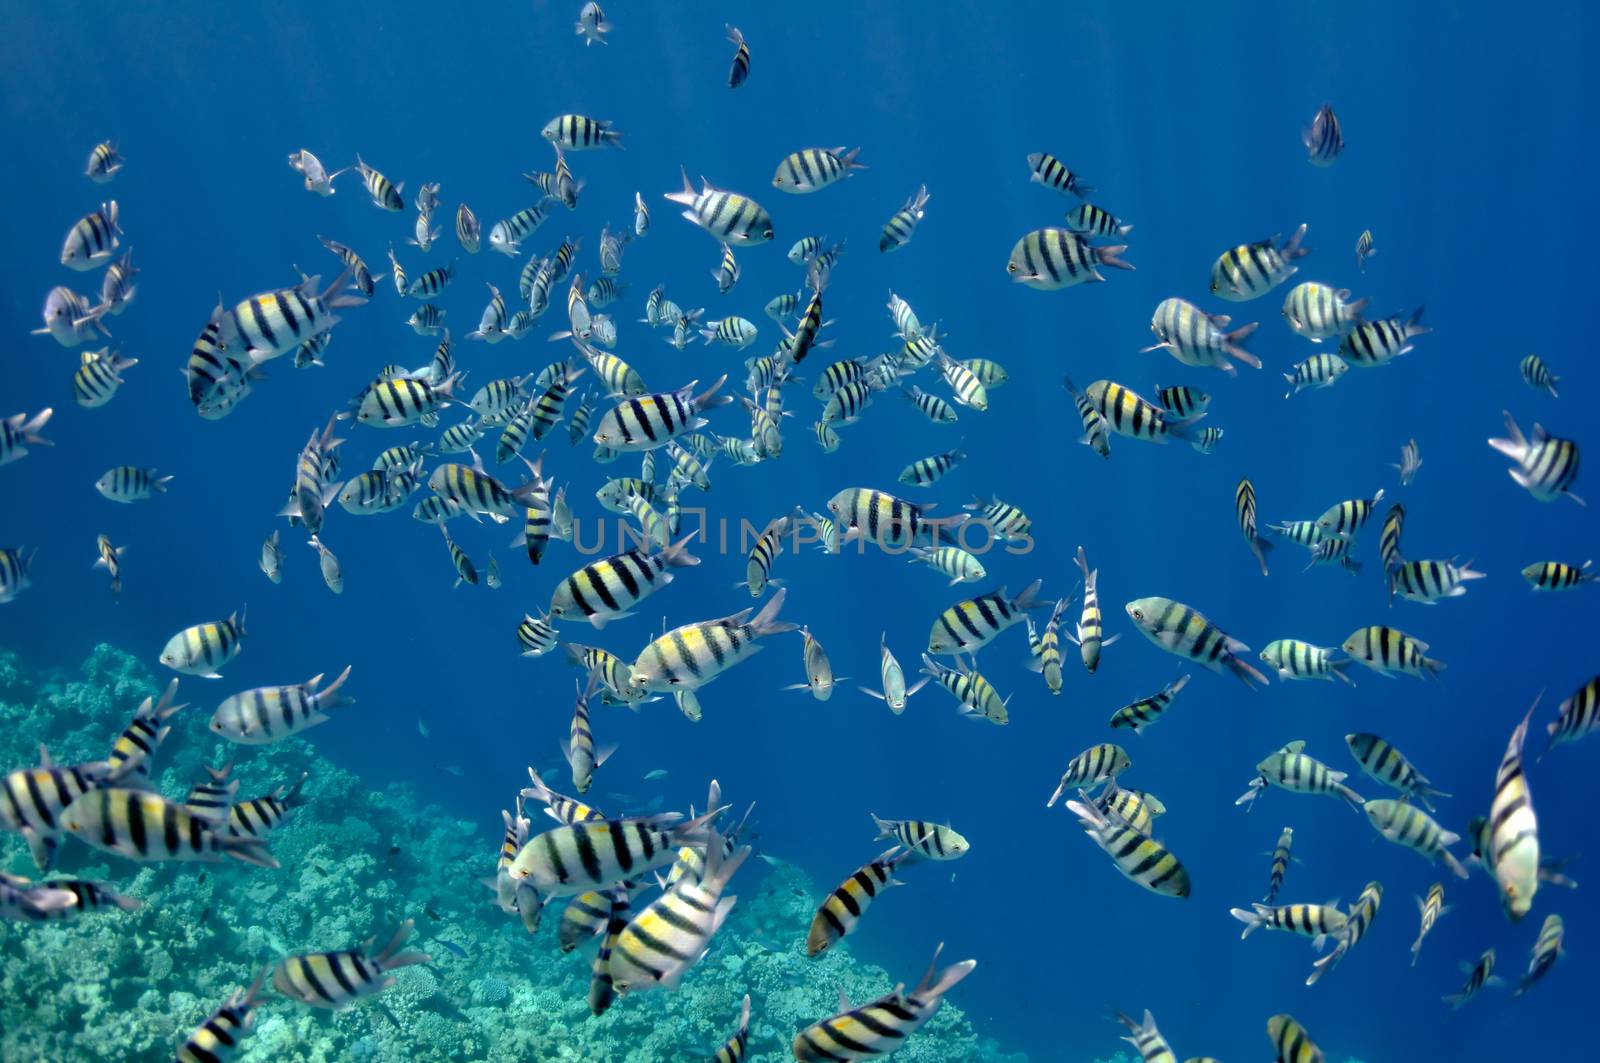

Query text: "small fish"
[665, 168, 772, 245]
[34, 286, 107, 348]
[1411, 883, 1449, 966]
[1341, 626, 1444, 680]
[1340, 306, 1430, 367]
[1235, 478, 1273, 576]
[860, 633, 927, 712]
[1266, 1014, 1323, 1063]
[455, 202, 481, 253]
[927, 580, 1043, 657]
[93, 533, 125, 595]
[807, 848, 905, 957]
[712, 242, 740, 294]
[209, 666, 355, 744]
[517, 612, 561, 658]
[1063, 792, 1190, 898]
[1063, 202, 1130, 237]
[60, 201, 121, 270]
[354, 155, 404, 211]
[176, 972, 268, 1063]
[1025, 152, 1093, 197]
[1545, 675, 1600, 754]
[60, 788, 274, 867]
[1302, 103, 1344, 166]
[1488, 411, 1582, 504]
[725, 25, 750, 88]
[575, 2, 610, 45]
[1, 408, 53, 466]
[1284, 352, 1350, 398]
[1347, 733, 1450, 810]
[783, 626, 839, 701]
[288, 149, 346, 196]
[274, 921, 429, 1008]
[309, 535, 343, 594]
[160, 609, 246, 678]
[1282, 282, 1368, 342]
[1125, 596, 1266, 687]
[869, 814, 968, 861]
[1489, 702, 1542, 921]
[1259, 640, 1352, 684]
[1519, 353, 1560, 397]
[1237, 740, 1364, 812]
[1443, 949, 1502, 1010]
[1008, 228, 1131, 289]
[908, 545, 986, 586]
[260, 531, 285, 583]
[772, 146, 865, 194]
[1355, 229, 1375, 271]
[1514, 914, 1565, 997]
[1143, 298, 1259, 373]
[1210, 225, 1309, 301]
[1230, 902, 1347, 943]
[86, 140, 124, 183]
[1264, 827, 1294, 904]
[1107, 674, 1191, 734]
[1046, 744, 1132, 806]
[1390, 438, 1423, 485]
[880, 185, 930, 253]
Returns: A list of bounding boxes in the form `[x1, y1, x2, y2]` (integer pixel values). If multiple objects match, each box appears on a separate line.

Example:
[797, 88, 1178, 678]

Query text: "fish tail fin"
[1093, 244, 1134, 272]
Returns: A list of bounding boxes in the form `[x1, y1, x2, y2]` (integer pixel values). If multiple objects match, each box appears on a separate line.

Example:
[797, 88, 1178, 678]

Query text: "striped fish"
[1340, 306, 1430, 366]
[1545, 675, 1600, 754]
[725, 25, 750, 87]
[225, 269, 363, 363]
[1514, 914, 1564, 996]
[160, 609, 246, 678]
[1230, 902, 1347, 942]
[879, 184, 930, 253]
[542, 113, 621, 150]
[1341, 626, 1444, 679]
[1008, 228, 1132, 289]
[1305, 882, 1381, 986]
[0, 753, 110, 869]
[927, 579, 1044, 657]
[1155, 385, 1208, 420]
[1362, 799, 1470, 878]
[209, 667, 354, 745]
[1237, 741, 1364, 811]
[628, 589, 797, 692]
[860, 633, 926, 713]
[1116, 1010, 1176, 1063]
[440, 525, 476, 587]
[1520, 353, 1559, 397]
[60, 201, 120, 270]
[1235, 478, 1273, 575]
[35, 284, 109, 347]
[1, 408, 52, 466]
[935, 353, 988, 410]
[1125, 597, 1267, 687]
[1209, 225, 1308, 301]
[1025, 152, 1093, 197]
[7, 876, 136, 921]
[966, 495, 1029, 542]
[1315, 488, 1383, 538]
[1108, 674, 1191, 734]
[386, 245, 409, 296]
[1489, 702, 1542, 920]
[1082, 380, 1200, 444]
[93, 533, 125, 595]
[1046, 743, 1132, 806]
[489, 205, 553, 257]
[918, 655, 1009, 724]
[429, 459, 547, 521]
[1062, 377, 1112, 458]
[523, 767, 605, 827]
[455, 202, 480, 253]
[701, 316, 759, 349]
[1411, 883, 1448, 965]
[1063, 791, 1191, 898]
[1522, 559, 1594, 590]
[902, 384, 957, 424]
[592, 376, 732, 451]
[1392, 558, 1486, 602]
[588, 887, 630, 1012]
[1143, 297, 1260, 373]
[1443, 949, 1501, 1010]
[773, 146, 865, 194]
[1189, 426, 1224, 455]
[86, 140, 124, 182]
[316, 238, 374, 297]
[813, 419, 840, 452]
[1355, 229, 1375, 271]
[558, 891, 611, 952]
[1068, 546, 1119, 672]
[1023, 599, 1069, 695]
[0, 547, 33, 605]
[60, 788, 276, 867]
[517, 613, 561, 658]
[793, 946, 973, 1061]
[95, 464, 171, 503]
[508, 809, 722, 908]
[1264, 827, 1294, 903]
[1284, 351, 1350, 397]
[1379, 503, 1406, 589]
[1267, 520, 1325, 549]
[274, 921, 430, 1007]
[665, 168, 772, 246]
[909, 545, 986, 586]
[227, 772, 309, 839]
[870, 814, 968, 862]
[1282, 282, 1367, 341]
[782, 626, 837, 701]
[607, 827, 749, 993]
[407, 261, 454, 299]
[71, 348, 137, 408]
[176, 972, 266, 1063]
[1302, 103, 1344, 165]
[105, 680, 184, 780]
[80, 249, 140, 322]
[354, 155, 403, 210]
[1488, 410, 1582, 503]
[1347, 733, 1449, 810]
[1258, 640, 1352, 684]
[549, 534, 699, 628]
[1064, 202, 1131, 237]
[580, 343, 648, 399]
[712, 995, 751, 1063]
[1096, 780, 1165, 836]
[827, 487, 942, 551]
[563, 678, 610, 794]
[1267, 1014, 1323, 1063]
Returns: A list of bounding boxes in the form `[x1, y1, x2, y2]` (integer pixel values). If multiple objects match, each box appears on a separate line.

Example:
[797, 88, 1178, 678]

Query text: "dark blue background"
[2, 2, 1594, 1059]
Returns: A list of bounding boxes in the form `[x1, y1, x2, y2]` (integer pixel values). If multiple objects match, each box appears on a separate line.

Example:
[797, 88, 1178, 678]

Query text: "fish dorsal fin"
[1280, 740, 1307, 754]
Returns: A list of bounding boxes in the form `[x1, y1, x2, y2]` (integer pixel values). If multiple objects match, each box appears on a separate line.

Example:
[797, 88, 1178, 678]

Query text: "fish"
[1095, 780, 1165, 837]
[1229, 902, 1347, 944]
[1302, 103, 1344, 165]
[879, 184, 930, 253]
[860, 633, 927, 712]
[175, 971, 267, 1063]
[455, 203, 480, 253]
[288, 149, 346, 196]
[1, 408, 53, 466]
[1355, 229, 1375, 271]
[633, 190, 649, 237]
[259, 531, 284, 584]
[558, 892, 612, 953]
[1443, 949, 1502, 1010]
[1063, 791, 1190, 898]
[1544, 675, 1600, 754]
[309, 535, 343, 594]
[105, 679, 185, 780]
[1392, 558, 1487, 603]
[90, 533, 125, 596]
[1025, 152, 1093, 197]
[522, 767, 605, 827]
[665, 168, 772, 245]
[1392, 438, 1422, 485]
[354, 155, 404, 210]
[773, 146, 866, 193]
[1362, 799, 1470, 878]
[908, 545, 986, 586]
[1488, 410, 1581, 503]
[1340, 306, 1430, 367]
[274, 921, 430, 1008]
[86, 140, 124, 183]
[725, 25, 751, 87]
[592, 376, 732, 451]
[588, 888, 631, 1012]
[1341, 626, 1444, 679]
[1023, 599, 1070, 696]
[440, 525, 476, 587]
[1264, 827, 1294, 903]
[918, 655, 1009, 724]
[60, 788, 275, 867]
[1489, 701, 1542, 921]
[1513, 914, 1565, 997]
[928, 580, 1044, 658]
[563, 678, 612, 795]
[1045, 744, 1132, 806]
[1521, 559, 1595, 591]
[60, 201, 120, 270]
[1107, 674, 1192, 734]
[1410, 883, 1448, 966]
[223, 269, 364, 364]
[1007, 228, 1132, 289]
[1281, 282, 1367, 341]
[209, 666, 355, 744]
[902, 384, 958, 424]
[1258, 640, 1352, 684]
[1519, 354, 1560, 397]
[783, 626, 839, 701]
[1209, 225, 1308, 300]
[549, 534, 699, 628]
[826, 487, 944, 551]
[1266, 1014, 1323, 1063]
[1062, 377, 1112, 458]
[507, 807, 722, 912]
[1143, 298, 1260, 373]
[517, 613, 561, 658]
[1315, 488, 1384, 539]
[160, 609, 246, 678]
[1305, 882, 1381, 986]
[1236, 741, 1364, 812]
[793, 944, 974, 1061]
[712, 994, 751, 1063]
[869, 814, 968, 862]
[1081, 380, 1201, 444]
[541, 114, 623, 150]
[35, 285, 110, 348]
[95, 465, 172, 503]
[700, 316, 759, 348]
[1063, 202, 1131, 237]
[1235, 478, 1273, 575]
[627, 588, 797, 692]
[227, 772, 310, 839]
[1125, 597, 1267, 687]
[575, 2, 610, 45]
[0, 547, 34, 605]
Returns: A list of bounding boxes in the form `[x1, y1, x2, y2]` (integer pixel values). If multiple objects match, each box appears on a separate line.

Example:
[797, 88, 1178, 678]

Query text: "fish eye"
[1131, 609, 1143, 619]
[1007, 263, 1017, 273]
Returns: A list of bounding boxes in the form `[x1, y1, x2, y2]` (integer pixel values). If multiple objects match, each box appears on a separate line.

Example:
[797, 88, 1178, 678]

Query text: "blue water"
[3, 1, 1596, 1059]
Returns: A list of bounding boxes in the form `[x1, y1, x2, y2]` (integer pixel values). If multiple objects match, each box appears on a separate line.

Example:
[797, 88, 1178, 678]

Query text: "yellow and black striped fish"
[176, 971, 267, 1063]
[1514, 914, 1564, 997]
[1115, 1009, 1176, 1063]
[1443, 949, 1500, 1010]
[1064, 791, 1190, 897]
[508, 808, 722, 907]
[60, 788, 276, 867]
[273, 921, 430, 1008]
[523, 767, 605, 827]
[227, 773, 309, 839]
[60, 200, 120, 270]
[1267, 1014, 1323, 1063]
[1411, 882, 1447, 965]
[1108, 674, 1191, 734]
[587, 887, 630, 1013]
[902, 383, 957, 424]
[725, 25, 750, 87]
[1362, 799, 1470, 878]
[1235, 478, 1273, 576]
[1264, 827, 1293, 903]
[1347, 733, 1449, 810]
[85, 140, 124, 183]
[792, 945, 975, 1061]
[1520, 353, 1560, 397]
[542, 113, 622, 150]
[1046, 743, 1132, 806]
[1209, 225, 1308, 301]
[1355, 229, 1375, 271]
[1, 753, 111, 869]
[1008, 228, 1131, 289]
[870, 814, 968, 861]
[1025, 152, 1093, 197]
[1488, 410, 1582, 504]
[773, 146, 864, 194]
[105, 679, 184, 780]
[665, 169, 771, 245]
[558, 890, 612, 952]
[1306, 881, 1382, 986]
[1545, 675, 1600, 754]
[516, 612, 560, 658]
[1126, 597, 1267, 688]
[1339, 307, 1429, 366]
[927, 579, 1043, 657]
[1231, 901, 1346, 942]
[1082, 380, 1199, 444]
[1489, 702, 1541, 921]
[1302, 103, 1344, 166]
[563, 678, 607, 794]
[208, 666, 354, 744]
[918, 655, 1009, 724]
[1522, 559, 1594, 591]
[711, 994, 751, 1063]
[354, 155, 404, 210]
[551, 534, 698, 628]
[1341, 625, 1444, 679]
[1238, 741, 1364, 811]
[1023, 598, 1068, 695]
[440, 525, 477, 587]
[879, 184, 929, 253]
[806, 847, 906, 957]
[827, 487, 940, 551]
[159, 609, 246, 678]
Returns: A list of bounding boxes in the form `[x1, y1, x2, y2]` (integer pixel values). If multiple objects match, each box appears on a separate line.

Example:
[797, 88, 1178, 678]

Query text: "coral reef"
[0, 645, 1024, 1061]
